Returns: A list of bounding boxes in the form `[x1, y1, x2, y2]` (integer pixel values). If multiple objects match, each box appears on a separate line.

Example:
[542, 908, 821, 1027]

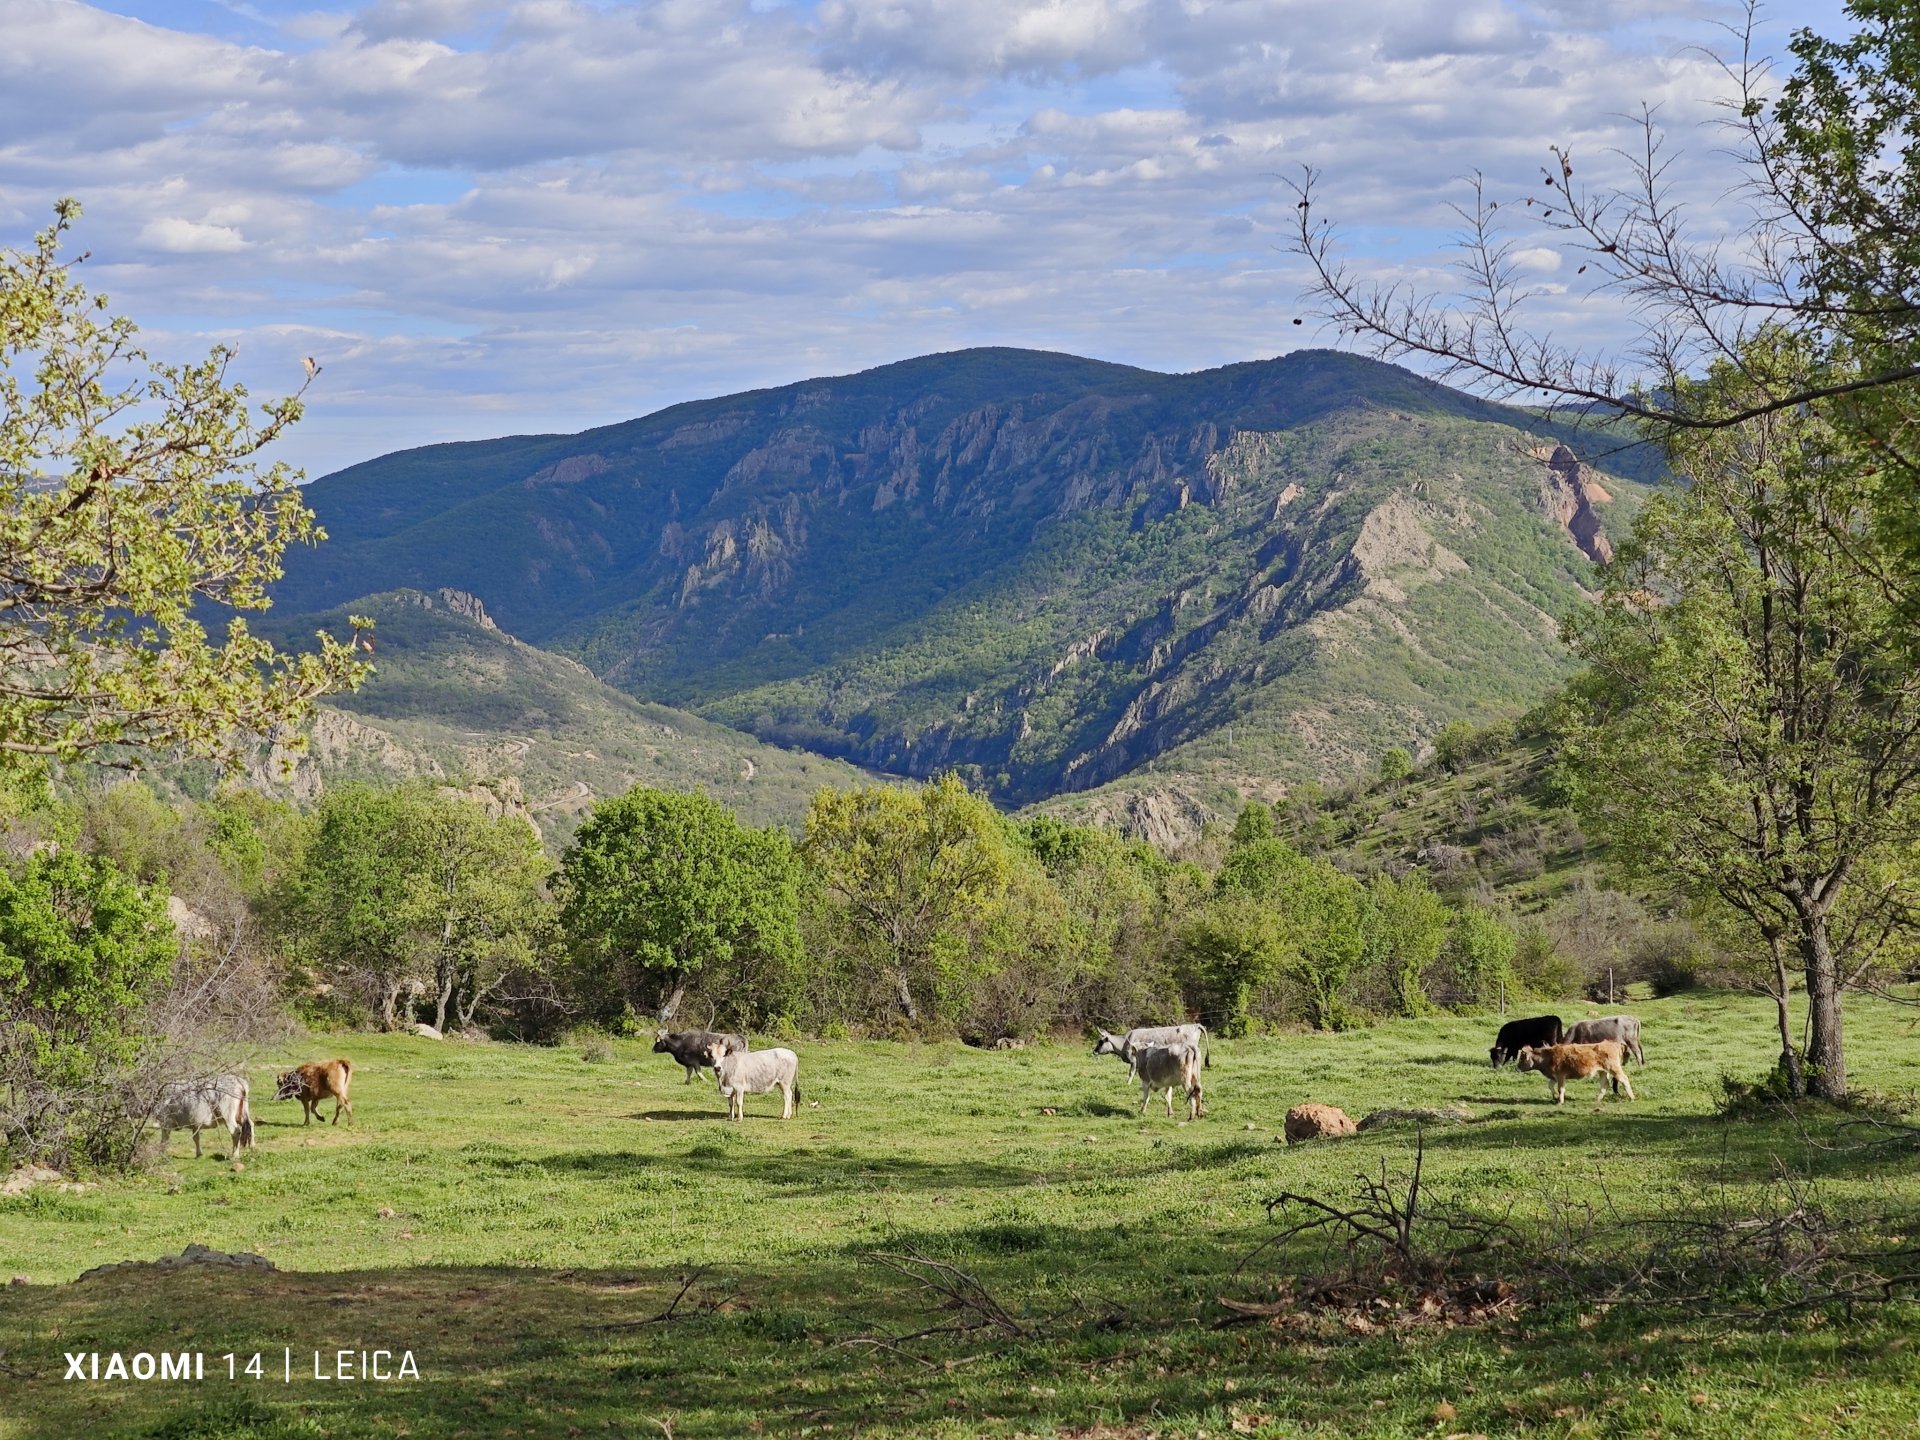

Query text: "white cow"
[1093, 1022, 1211, 1078]
[706, 1043, 801, 1121]
[155, 1075, 254, 1157]
[1130, 1042, 1203, 1121]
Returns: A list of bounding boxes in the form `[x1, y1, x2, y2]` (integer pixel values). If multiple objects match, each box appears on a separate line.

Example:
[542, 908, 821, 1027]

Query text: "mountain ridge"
[274, 347, 1654, 812]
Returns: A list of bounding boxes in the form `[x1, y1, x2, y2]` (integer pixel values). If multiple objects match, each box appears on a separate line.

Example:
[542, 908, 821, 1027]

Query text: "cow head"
[273, 1070, 307, 1102]
[1091, 1030, 1125, 1059]
[1514, 1046, 1544, 1074]
[651, 1032, 675, 1054]
[701, 1040, 730, 1069]
[1489, 1045, 1508, 1068]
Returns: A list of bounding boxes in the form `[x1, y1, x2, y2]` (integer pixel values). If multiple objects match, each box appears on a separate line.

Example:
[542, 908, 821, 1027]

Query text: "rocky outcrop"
[76, 1244, 276, 1282]
[1537, 445, 1614, 564]
[1284, 1103, 1357, 1144]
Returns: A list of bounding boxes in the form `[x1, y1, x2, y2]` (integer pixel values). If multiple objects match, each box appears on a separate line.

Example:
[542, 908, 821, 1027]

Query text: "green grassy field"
[3, 994, 1919, 1439]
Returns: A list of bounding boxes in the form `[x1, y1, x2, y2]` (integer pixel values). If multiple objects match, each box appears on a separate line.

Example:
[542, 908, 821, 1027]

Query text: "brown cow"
[1515, 1041, 1634, 1105]
[275, 1058, 354, 1125]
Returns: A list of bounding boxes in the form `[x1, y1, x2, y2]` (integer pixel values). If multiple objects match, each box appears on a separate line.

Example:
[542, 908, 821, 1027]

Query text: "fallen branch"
[587, 1263, 714, 1330]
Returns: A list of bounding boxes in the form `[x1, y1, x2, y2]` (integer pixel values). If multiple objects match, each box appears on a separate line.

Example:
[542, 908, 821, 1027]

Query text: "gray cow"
[1092, 1022, 1211, 1077]
[1130, 1042, 1204, 1120]
[1566, 1015, 1645, 1065]
[705, 1043, 801, 1121]
[653, 1029, 748, 1083]
[154, 1075, 254, 1158]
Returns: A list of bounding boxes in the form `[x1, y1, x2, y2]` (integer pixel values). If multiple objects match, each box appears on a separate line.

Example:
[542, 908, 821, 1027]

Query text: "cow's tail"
[236, 1081, 255, 1151]
[1199, 1024, 1211, 1068]
[792, 1081, 803, 1106]
[339, 1058, 353, 1078]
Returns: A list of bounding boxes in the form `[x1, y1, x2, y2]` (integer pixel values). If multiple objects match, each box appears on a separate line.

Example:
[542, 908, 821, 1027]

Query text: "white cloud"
[0, 0, 1831, 477]
[137, 217, 250, 253]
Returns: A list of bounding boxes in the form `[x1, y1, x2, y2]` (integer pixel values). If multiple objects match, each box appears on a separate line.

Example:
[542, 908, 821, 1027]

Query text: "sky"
[0, 0, 1853, 478]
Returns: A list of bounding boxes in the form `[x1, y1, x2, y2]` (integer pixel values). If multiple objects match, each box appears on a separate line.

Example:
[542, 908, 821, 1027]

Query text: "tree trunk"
[381, 982, 402, 1032]
[432, 970, 453, 1035]
[658, 982, 687, 1025]
[1768, 936, 1805, 1098]
[894, 970, 919, 1023]
[1797, 907, 1846, 1100]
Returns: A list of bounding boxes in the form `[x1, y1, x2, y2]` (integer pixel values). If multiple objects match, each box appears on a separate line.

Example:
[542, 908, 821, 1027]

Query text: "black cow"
[1489, 1015, 1563, 1067]
[652, 1029, 748, 1084]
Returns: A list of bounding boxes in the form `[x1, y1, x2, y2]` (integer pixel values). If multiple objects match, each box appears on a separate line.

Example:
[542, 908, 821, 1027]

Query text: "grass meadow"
[2, 993, 1918, 1438]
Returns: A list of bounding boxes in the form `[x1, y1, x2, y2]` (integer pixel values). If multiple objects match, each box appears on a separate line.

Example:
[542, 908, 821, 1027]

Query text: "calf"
[1516, 1041, 1635, 1105]
[155, 1075, 253, 1158]
[1489, 1015, 1564, 1067]
[1092, 1022, 1211, 1078]
[1566, 1015, 1645, 1066]
[706, 1043, 801, 1121]
[653, 1029, 748, 1084]
[1130, 1042, 1204, 1121]
[275, 1058, 354, 1126]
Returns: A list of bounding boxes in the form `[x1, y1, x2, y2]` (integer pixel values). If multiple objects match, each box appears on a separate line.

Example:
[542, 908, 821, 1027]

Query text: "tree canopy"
[0, 202, 366, 770]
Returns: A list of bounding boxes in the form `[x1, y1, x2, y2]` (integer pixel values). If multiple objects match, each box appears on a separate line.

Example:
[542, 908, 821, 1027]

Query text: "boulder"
[75, 1245, 276, 1283]
[412, 1023, 444, 1040]
[1357, 1104, 1473, 1132]
[1284, 1103, 1356, 1144]
[1, 1165, 62, 1196]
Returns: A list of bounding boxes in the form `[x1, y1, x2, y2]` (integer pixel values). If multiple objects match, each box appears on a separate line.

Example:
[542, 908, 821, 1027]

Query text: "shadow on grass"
[4, 1248, 1916, 1440]
[623, 1108, 724, 1122]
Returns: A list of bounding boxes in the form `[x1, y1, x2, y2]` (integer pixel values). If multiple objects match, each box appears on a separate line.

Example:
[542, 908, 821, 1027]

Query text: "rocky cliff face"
[1536, 444, 1615, 566]
[276, 350, 1650, 806]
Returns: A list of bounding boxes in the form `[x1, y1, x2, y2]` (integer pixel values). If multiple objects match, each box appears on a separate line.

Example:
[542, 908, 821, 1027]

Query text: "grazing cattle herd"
[149, 1011, 1650, 1157]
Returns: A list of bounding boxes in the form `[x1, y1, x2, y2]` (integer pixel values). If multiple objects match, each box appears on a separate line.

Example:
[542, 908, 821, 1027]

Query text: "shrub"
[0, 850, 176, 1169]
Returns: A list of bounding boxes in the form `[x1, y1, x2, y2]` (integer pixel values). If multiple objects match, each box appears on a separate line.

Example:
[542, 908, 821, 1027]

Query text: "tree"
[405, 791, 552, 1034]
[1179, 892, 1291, 1038]
[0, 848, 175, 1165]
[801, 774, 1023, 1026]
[1216, 838, 1372, 1030]
[1378, 747, 1413, 785]
[1431, 721, 1476, 774]
[1228, 801, 1276, 849]
[1440, 901, 1518, 1010]
[1558, 341, 1920, 1098]
[278, 783, 553, 1031]
[560, 788, 800, 1028]
[0, 203, 367, 769]
[1365, 871, 1450, 1017]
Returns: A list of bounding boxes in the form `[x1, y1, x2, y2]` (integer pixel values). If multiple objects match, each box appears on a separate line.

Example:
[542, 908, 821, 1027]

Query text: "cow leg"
[192, 1130, 203, 1158]
[683, 1066, 696, 1084]
[1616, 1070, 1635, 1101]
[780, 1082, 793, 1120]
[1138, 1088, 1150, 1117]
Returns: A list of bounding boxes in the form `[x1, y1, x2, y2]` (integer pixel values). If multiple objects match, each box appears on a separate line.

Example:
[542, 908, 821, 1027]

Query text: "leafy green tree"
[279, 783, 552, 1031]
[560, 788, 800, 1028]
[1441, 901, 1517, 1010]
[1365, 871, 1450, 1017]
[1179, 892, 1291, 1038]
[0, 849, 174, 1164]
[1378, 747, 1414, 784]
[0, 203, 366, 769]
[1559, 342, 1920, 1098]
[1018, 816, 1176, 1030]
[801, 773, 1021, 1026]
[1228, 801, 1276, 849]
[1216, 838, 1372, 1029]
[407, 792, 552, 1034]
[1432, 721, 1476, 774]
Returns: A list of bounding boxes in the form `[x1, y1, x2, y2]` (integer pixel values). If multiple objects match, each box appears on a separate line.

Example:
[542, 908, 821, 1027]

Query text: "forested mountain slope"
[275, 348, 1653, 809]
[249, 589, 868, 840]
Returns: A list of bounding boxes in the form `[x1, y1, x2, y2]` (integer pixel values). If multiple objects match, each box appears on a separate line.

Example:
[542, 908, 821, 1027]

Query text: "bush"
[0, 850, 176, 1169]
